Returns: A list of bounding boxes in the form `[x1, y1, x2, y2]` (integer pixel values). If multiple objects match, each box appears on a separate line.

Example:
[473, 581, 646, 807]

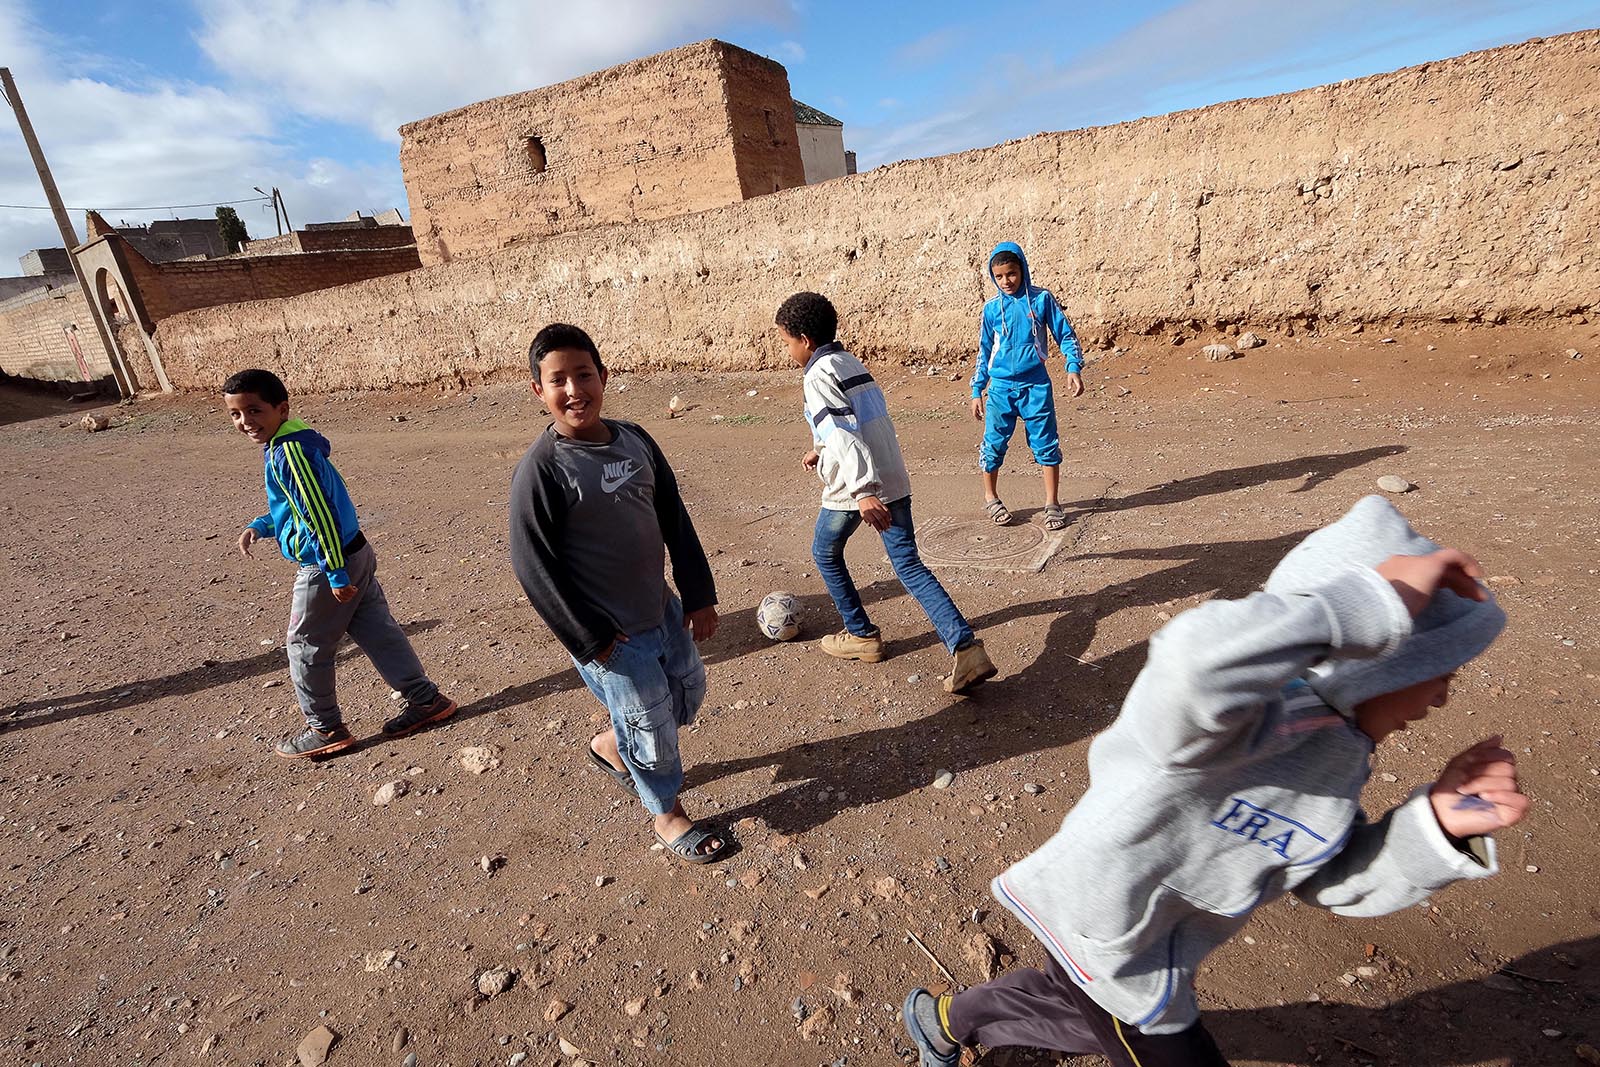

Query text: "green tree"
[216, 205, 250, 253]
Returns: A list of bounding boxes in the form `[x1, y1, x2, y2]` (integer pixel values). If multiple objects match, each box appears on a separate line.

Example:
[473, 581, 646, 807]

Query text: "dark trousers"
[945, 957, 1231, 1067]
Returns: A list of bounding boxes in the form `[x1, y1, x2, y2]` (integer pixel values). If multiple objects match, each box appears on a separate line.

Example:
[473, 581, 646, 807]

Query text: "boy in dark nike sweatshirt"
[902, 496, 1526, 1066]
[226, 368, 455, 759]
[508, 324, 731, 865]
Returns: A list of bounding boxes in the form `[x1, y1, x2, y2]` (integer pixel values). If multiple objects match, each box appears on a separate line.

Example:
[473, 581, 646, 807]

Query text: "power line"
[0, 195, 273, 212]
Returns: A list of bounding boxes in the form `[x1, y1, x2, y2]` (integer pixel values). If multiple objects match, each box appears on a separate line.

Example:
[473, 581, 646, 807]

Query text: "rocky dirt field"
[1, 323, 1597, 1067]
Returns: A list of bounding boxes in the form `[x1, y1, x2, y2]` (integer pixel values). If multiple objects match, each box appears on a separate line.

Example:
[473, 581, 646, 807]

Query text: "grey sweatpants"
[286, 543, 438, 730]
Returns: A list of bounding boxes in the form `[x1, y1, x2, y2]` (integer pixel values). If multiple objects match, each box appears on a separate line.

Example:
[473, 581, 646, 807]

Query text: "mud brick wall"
[127, 246, 423, 324]
[399, 39, 806, 266]
[0, 285, 107, 382]
[155, 31, 1600, 392]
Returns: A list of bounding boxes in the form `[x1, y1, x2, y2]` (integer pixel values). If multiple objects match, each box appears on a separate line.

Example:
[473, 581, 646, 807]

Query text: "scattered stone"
[797, 1003, 835, 1040]
[390, 1028, 409, 1053]
[1566, 348, 1582, 359]
[295, 1024, 338, 1067]
[363, 949, 398, 972]
[1525, 864, 1540, 873]
[793, 852, 809, 870]
[508, 1052, 528, 1067]
[558, 1037, 583, 1057]
[803, 885, 829, 900]
[1355, 965, 1380, 978]
[964, 931, 1001, 980]
[477, 966, 515, 997]
[80, 413, 110, 432]
[623, 996, 647, 1016]
[459, 744, 503, 774]
[1022, 782, 1044, 795]
[1202, 343, 1236, 362]
[668, 395, 685, 414]
[1236, 331, 1264, 350]
[738, 868, 765, 890]
[1376, 475, 1413, 494]
[931, 770, 955, 790]
[1480, 973, 1522, 993]
[372, 780, 409, 806]
[1542, 1028, 1562, 1038]
[199, 1033, 218, 1055]
[1116, 386, 1132, 397]
[746, 389, 759, 397]
[906, 673, 921, 684]
[872, 876, 905, 901]
[594, 875, 611, 888]
[791, 996, 809, 1022]
[934, 856, 951, 873]
[1378, 772, 1398, 783]
[1380, 336, 1397, 344]
[1340, 972, 1361, 986]
[545, 998, 573, 1023]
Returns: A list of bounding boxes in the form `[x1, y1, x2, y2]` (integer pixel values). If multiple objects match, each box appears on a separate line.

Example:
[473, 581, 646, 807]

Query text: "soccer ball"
[757, 591, 802, 641]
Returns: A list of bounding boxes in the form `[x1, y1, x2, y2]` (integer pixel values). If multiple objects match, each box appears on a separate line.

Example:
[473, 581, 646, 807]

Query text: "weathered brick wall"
[399, 39, 805, 266]
[155, 31, 1600, 392]
[239, 227, 417, 257]
[0, 285, 107, 382]
[134, 246, 423, 323]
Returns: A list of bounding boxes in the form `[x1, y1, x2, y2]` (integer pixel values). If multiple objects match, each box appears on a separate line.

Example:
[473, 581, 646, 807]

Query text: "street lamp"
[254, 186, 285, 235]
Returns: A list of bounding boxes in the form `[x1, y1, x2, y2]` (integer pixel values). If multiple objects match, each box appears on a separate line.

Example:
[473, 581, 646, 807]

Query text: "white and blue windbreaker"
[802, 341, 913, 510]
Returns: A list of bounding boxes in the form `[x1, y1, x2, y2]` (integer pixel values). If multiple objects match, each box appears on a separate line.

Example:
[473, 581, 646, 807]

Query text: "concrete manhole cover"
[919, 516, 1070, 573]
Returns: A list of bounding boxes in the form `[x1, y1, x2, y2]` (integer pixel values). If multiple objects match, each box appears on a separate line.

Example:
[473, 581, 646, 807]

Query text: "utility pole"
[1, 67, 134, 398]
[274, 187, 291, 231]
[254, 186, 283, 235]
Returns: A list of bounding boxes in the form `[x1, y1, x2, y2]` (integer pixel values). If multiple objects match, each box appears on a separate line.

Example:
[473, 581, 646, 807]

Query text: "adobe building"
[794, 100, 850, 183]
[398, 39, 807, 266]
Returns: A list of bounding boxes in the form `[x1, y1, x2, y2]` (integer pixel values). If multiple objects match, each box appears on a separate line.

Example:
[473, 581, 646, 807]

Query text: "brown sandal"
[984, 498, 1011, 525]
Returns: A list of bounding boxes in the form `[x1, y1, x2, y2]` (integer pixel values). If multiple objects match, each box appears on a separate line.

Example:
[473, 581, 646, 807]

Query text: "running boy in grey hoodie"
[902, 496, 1526, 1066]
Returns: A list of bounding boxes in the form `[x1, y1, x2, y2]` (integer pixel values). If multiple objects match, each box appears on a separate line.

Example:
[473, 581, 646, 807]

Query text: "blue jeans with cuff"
[811, 496, 975, 655]
[572, 595, 706, 816]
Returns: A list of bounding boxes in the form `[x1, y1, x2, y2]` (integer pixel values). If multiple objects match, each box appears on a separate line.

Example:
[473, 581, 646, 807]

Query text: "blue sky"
[3, 0, 1597, 270]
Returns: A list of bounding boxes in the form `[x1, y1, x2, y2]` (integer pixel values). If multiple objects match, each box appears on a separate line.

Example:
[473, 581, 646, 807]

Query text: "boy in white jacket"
[776, 291, 997, 693]
[902, 496, 1525, 1066]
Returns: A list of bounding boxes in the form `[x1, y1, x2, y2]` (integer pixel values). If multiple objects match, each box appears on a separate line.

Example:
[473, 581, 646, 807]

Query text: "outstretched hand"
[1374, 549, 1486, 618]
[1429, 736, 1527, 839]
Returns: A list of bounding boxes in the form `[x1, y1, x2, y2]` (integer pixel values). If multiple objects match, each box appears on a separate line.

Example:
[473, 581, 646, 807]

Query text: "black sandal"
[587, 745, 638, 796]
[655, 820, 734, 865]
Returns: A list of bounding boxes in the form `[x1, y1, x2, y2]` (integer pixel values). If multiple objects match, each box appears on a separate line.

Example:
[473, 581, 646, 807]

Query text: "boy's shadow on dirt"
[0, 620, 445, 734]
[687, 527, 1310, 834]
[1203, 935, 1600, 1067]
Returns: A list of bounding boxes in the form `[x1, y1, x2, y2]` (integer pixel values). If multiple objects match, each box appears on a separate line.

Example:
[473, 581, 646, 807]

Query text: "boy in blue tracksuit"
[225, 368, 455, 759]
[970, 241, 1083, 531]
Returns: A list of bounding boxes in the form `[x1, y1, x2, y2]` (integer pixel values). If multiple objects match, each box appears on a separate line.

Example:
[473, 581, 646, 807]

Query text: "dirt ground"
[1, 323, 1597, 1067]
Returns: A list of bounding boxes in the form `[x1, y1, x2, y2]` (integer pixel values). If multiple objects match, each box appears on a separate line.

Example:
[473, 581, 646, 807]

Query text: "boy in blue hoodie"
[971, 241, 1083, 531]
[902, 497, 1526, 1066]
[225, 369, 455, 758]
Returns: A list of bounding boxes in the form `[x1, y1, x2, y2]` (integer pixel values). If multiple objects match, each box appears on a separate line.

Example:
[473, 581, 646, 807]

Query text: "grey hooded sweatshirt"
[994, 496, 1507, 1034]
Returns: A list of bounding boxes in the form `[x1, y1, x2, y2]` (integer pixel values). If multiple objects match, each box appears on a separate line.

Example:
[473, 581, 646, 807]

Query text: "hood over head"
[1264, 495, 1504, 713]
[988, 241, 1033, 295]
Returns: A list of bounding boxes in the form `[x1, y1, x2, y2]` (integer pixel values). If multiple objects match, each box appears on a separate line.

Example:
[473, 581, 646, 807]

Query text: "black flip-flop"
[587, 745, 638, 797]
[655, 820, 734, 865]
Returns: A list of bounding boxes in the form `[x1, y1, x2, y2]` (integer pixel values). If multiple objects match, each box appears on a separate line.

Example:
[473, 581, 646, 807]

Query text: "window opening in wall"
[526, 136, 547, 174]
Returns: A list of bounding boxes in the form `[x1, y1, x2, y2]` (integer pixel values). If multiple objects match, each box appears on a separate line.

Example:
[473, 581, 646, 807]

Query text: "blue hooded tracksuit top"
[246, 418, 363, 589]
[971, 241, 1082, 398]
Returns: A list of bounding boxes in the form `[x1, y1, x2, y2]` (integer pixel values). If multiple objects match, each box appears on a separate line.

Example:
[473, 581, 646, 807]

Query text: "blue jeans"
[811, 497, 975, 654]
[981, 380, 1061, 471]
[572, 596, 706, 816]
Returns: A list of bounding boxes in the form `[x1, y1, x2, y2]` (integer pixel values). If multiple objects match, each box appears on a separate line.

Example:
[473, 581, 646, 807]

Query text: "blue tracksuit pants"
[981, 380, 1061, 472]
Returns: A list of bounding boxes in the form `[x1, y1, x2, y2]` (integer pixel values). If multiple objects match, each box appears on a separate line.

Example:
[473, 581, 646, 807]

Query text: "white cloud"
[195, 0, 793, 142]
[0, 0, 404, 269]
[776, 39, 807, 64]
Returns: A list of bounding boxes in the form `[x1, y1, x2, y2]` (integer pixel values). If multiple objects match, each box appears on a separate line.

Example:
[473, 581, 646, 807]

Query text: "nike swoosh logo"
[600, 464, 638, 493]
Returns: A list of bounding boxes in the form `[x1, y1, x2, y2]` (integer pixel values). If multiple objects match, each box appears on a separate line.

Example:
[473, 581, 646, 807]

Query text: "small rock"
[1566, 348, 1582, 359]
[623, 996, 647, 1016]
[508, 1053, 528, 1067]
[738, 869, 765, 889]
[1541, 1028, 1563, 1038]
[1116, 386, 1132, 397]
[1380, 336, 1397, 344]
[797, 1003, 835, 1040]
[295, 1024, 338, 1067]
[1376, 475, 1413, 494]
[931, 770, 955, 790]
[477, 966, 515, 997]
[1236, 331, 1265, 350]
[372, 780, 409, 806]
[934, 856, 951, 873]
[594, 875, 611, 888]
[1022, 783, 1044, 795]
[1480, 973, 1522, 993]
[459, 744, 503, 774]
[1355, 965, 1380, 978]
[668, 395, 685, 413]
[1202, 343, 1236, 362]
[80, 413, 110, 432]
[1525, 864, 1539, 873]
[906, 673, 921, 684]
[1378, 772, 1398, 783]
[390, 1028, 409, 1053]
[545, 998, 573, 1023]
[746, 389, 758, 397]
[1340, 972, 1361, 986]
[872, 876, 905, 901]
[558, 1037, 583, 1057]
[362, 949, 397, 972]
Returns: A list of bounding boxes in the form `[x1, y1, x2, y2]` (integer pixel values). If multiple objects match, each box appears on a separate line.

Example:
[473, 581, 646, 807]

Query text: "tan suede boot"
[943, 639, 997, 693]
[820, 629, 886, 663]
